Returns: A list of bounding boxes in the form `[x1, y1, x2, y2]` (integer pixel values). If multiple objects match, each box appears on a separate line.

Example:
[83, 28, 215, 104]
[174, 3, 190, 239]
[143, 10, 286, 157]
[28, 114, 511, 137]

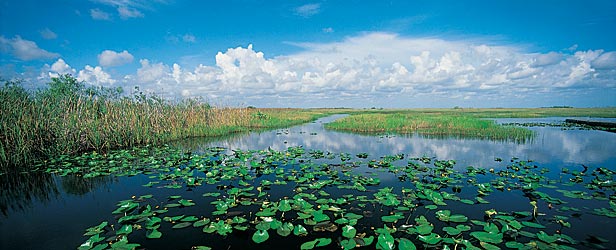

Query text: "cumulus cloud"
[39, 28, 58, 40]
[48, 58, 76, 78]
[90, 8, 111, 20]
[31, 32, 614, 107]
[295, 3, 320, 17]
[0, 35, 59, 60]
[591, 51, 616, 70]
[137, 59, 169, 83]
[98, 50, 134, 67]
[78, 65, 116, 85]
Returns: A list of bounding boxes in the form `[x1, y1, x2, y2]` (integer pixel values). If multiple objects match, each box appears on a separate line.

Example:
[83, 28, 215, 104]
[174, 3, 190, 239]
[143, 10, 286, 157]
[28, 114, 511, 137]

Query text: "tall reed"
[0, 75, 328, 170]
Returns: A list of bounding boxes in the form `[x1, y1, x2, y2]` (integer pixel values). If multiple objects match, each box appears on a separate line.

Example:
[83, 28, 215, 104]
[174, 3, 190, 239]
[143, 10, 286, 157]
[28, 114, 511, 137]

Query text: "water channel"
[1, 115, 614, 249]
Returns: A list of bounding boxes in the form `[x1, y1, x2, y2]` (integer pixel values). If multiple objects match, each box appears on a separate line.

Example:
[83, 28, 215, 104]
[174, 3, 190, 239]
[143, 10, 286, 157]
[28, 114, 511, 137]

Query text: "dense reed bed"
[325, 112, 536, 142]
[0, 75, 329, 170]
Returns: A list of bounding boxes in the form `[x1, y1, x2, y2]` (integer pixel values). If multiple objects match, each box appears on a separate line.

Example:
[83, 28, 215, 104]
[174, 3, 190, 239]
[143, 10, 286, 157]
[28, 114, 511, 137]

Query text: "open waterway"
[1, 115, 615, 249]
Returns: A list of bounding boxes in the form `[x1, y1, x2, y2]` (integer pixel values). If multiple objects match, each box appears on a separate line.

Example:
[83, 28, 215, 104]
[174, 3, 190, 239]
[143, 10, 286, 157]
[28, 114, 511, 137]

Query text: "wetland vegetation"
[0, 75, 332, 170]
[1, 76, 615, 250]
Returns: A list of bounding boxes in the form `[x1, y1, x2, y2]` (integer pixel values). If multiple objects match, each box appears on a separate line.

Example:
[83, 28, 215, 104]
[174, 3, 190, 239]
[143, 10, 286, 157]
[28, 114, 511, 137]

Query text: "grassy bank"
[344, 107, 616, 118]
[0, 75, 330, 170]
[325, 112, 536, 142]
[325, 107, 616, 141]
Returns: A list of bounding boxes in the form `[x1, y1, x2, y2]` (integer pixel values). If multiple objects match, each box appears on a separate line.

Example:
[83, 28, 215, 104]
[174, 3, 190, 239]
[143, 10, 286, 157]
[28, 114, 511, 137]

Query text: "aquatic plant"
[36, 145, 615, 249]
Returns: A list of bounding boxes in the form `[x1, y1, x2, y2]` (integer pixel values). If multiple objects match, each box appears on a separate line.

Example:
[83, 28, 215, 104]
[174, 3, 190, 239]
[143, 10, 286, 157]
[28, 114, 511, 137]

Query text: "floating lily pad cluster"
[42, 145, 615, 250]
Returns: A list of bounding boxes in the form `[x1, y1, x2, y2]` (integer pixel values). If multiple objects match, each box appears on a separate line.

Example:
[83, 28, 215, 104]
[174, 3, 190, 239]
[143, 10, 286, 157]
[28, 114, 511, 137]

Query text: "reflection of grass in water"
[61, 175, 115, 196]
[0, 171, 59, 217]
[325, 113, 536, 142]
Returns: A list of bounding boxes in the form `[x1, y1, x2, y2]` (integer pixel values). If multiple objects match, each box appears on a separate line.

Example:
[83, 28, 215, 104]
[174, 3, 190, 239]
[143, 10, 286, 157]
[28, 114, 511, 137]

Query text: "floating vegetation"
[35, 144, 616, 249]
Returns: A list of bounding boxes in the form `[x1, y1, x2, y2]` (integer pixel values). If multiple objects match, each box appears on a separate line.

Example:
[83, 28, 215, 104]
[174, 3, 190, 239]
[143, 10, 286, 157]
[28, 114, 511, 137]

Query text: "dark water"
[1, 115, 615, 250]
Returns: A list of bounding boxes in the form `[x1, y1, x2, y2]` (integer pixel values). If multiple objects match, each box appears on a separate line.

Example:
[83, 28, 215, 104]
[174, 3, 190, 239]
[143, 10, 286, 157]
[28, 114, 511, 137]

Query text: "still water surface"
[1, 115, 614, 249]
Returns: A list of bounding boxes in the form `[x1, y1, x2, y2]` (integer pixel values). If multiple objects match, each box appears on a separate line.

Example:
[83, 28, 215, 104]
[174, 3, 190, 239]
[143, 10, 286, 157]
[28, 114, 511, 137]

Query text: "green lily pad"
[398, 238, 416, 250]
[294, 224, 308, 236]
[300, 238, 332, 249]
[116, 224, 133, 235]
[376, 232, 395, 250]
[521, 221, 546, 229]
[277, 222, 294, 237]
[146, 229, 162, 239]
[470, 231, 503, 244]
[252, 229, 269, 244]
[172, 222, 193, 229]
[342, 225, 357, 238]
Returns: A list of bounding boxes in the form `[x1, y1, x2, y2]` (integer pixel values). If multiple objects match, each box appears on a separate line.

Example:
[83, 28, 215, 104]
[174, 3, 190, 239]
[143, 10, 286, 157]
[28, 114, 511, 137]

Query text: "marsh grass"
[325, 112, 536, 142]
[0, 75, 330, 170]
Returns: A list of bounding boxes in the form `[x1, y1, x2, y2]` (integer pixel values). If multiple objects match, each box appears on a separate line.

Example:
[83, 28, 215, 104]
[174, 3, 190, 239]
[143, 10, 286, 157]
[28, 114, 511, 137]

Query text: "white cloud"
[92, 0, 164, 19]
[31, 32, 613, 107]
[117, 6, 143, 19]
[137, 59, 169, 83]
[98, 50, 134, 67]
[78, 65, 116, 85]
[591, 51, 616, 70]
[48, 58, 76, 78]
[295, 3, 320, 17]
[182, 34, 196, 43]
[0, 35, 59, 60]
[322, 27, 334, 33]
[39, 28, 57, 40]
[90, 8, 111, 20]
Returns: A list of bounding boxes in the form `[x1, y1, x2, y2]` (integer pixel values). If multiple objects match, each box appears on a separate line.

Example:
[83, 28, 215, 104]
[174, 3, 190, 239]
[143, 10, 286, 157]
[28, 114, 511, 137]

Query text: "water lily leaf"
[505, 241, 525, 249]
[84, 221, 108, 236]
[192, 246, 212, 250]
[300, 238, 332, 249]
[484, 223, 499, 234]
[398, 238, 416, 250]
[172, 222, 192, 229]
[278, 199, 292, 212]
[116, 224, 133, 235]
[312, 210, 330, 222]
[521, 221, 546, 229]
[381, 214, 404, 223]
[181, 216, 198, 222]
[418, 233, 441, 245]
[443, 226, 461, 235]
[78, 234, 104, 250]
[178, 199, 195, 207]
[341, 239, 356, 250]
[416, 224, 434, 235]
[449, 214, 468, 223]
[536, 231, 558, 243]
[376, 232, 395, 250]
[342, 225, 357, 238]
[193, 218, 210, 228]
[460, 199, 475, 205]
[252, 229, 269, 244]
[470, 231, 503, 244]
[146, 229, 162, 239]
[110, 236, 140, 250]
[479, 241, 500, 250]
[277, 222, 294, 237]
[294, 224, 308, 236]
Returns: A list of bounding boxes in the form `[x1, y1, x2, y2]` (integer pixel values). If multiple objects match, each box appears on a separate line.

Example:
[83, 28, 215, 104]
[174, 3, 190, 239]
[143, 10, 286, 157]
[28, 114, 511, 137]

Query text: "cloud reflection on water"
[187, 115, 616, 170]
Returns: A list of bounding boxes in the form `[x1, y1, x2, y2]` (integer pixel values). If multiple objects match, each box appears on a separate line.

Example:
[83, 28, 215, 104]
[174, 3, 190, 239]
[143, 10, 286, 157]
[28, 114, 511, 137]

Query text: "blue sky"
[1, 0, 615, 108]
